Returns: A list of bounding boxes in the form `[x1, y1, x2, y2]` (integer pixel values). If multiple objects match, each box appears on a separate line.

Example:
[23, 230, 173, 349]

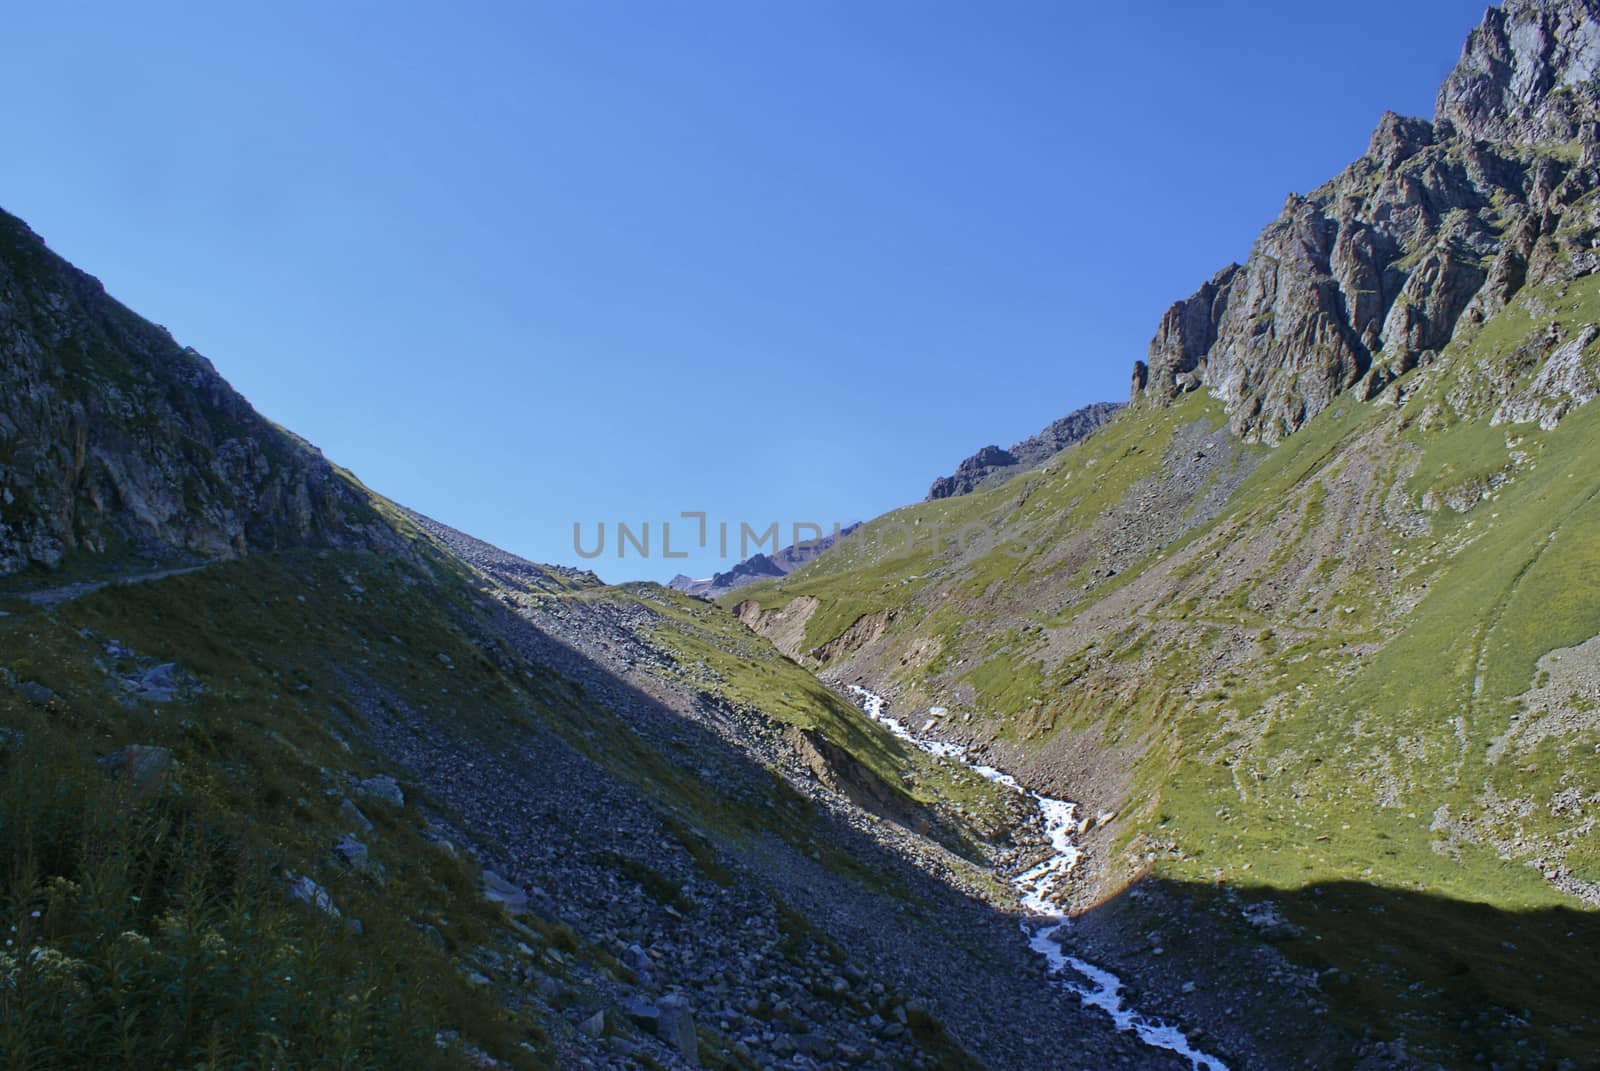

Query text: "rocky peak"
[928, 445, 1016, 501]
[927, 401, 1122, 500]
[0, 209, 392, 575]
[1130, 0, 1600, 443]
[1368, 111, 1436, 168]
[1437, 0, 1600, 145]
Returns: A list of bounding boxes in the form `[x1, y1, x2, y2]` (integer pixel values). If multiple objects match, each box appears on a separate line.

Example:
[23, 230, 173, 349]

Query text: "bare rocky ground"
[362, 520, 1197, 1070]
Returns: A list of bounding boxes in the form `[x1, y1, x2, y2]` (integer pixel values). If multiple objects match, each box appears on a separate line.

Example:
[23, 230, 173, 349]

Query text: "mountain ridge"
[926, 400, 1123, 501]
[4, 3, 1600, 1069]
[667, 523, 861, 599]
[726, 3, 1600, 1064]
[1130, 0, 1600, 444]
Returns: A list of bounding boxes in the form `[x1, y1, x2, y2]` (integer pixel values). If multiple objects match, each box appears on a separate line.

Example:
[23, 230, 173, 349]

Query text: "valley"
[4, 2, 1600, 1069]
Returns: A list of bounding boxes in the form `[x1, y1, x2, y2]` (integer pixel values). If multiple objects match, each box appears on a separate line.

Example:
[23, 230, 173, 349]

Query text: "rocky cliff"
[1132, 0, 1600, 443]
[0, 208, 1138, 1069]
[0, 210, 389, 575]
[926, 400, 1122, 500]
[1438, 0, 1600, 144]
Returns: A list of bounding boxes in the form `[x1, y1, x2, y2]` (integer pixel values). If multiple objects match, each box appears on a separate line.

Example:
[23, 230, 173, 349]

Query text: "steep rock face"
[928, 444, 1016, 500]
[1132, 0, 1600, 443]
[1437, 0, 1600, 145]
[927, 401, 1122, 499]
[0, 211, 387, 575]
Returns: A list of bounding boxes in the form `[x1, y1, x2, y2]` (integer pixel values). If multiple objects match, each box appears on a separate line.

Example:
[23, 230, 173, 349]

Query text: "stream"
[844, 685, 1228, 1071]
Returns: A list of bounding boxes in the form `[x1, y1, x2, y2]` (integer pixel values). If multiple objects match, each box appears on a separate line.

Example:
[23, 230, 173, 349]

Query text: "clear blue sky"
[5, 1, 1486, 582]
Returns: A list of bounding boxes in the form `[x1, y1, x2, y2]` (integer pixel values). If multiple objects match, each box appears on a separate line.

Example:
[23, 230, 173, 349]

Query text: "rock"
[339, 796, 375, 834]
[98, 745, 176, 793]
[334, 834, 370, 871]
[623, 996, 662, 1029]
[135, 662, 180, 702]
[927, 402, 1123, 500]
[0, 210, 400, 578]
[357, 774, 405, 807]
[481, 870, 528, 914]
[623, 942, 655, 982]
[657, 993, 699, 1066]
[1437, 0, 1600, 146]
[284, 871, 341, 919]
[16, 680, 55, 706]
[794, 1032, 834, 1060]
[1132, 5, 1600, 442]
[579, 1010, 607, 1037]
[1241, 900, 1303, 942]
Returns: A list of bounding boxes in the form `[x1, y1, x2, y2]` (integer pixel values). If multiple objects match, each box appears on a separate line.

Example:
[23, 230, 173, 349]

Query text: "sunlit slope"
[732, 272, 1600, 913]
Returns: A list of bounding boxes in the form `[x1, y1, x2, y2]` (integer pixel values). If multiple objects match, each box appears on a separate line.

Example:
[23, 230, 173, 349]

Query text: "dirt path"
[12, 565, 212, 609]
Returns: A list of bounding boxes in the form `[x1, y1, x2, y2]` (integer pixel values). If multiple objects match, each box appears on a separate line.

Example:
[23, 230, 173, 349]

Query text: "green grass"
[710, 251, 1600, 1060]
[0, 734, 553, 1071]
[0, 548, 738, 1069]
[636, 588, 1014, 854]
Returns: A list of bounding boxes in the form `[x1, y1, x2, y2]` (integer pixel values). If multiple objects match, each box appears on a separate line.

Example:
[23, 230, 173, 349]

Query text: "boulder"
[135, 662, 180, 702]
[98, 745, 176, 793]
[339, 796, 376, 834]
[656, 993, 698, 1066]
[284, 872, 341, 919]
[334, 834, 370, 871]
[16, 681, 55, 706]
[481, 870, 528, 914]
[357, 774, 404, 807]
[623, 996, 661, 1030]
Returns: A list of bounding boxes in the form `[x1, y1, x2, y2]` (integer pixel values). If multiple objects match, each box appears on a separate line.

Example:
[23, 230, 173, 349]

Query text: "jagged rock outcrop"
[1437, 0, 1600, 146]
[927, 401, 1122, 499]
[0, 210, 390, 575]
[928, 445, 1016, 500]
[1132, 0, 1600, 443]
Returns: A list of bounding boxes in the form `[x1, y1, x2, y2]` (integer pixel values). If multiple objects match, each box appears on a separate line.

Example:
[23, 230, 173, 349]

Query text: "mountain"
[926, 401, 1123, 500]
[1131, 0, 1600, 445]
[0, 212, 1155, 1069]
[8, 4, 1600, 1070]
[729, 3, 1600, 1067]
[0, 209, 392, 575]
[667, 523, 860, 598]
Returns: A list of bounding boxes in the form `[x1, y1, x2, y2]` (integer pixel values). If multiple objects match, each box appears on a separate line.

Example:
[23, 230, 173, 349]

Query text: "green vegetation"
[732, 260, 1600, 1060]
[0, 553, 564, 1069]
[636, 587, 1015, 854]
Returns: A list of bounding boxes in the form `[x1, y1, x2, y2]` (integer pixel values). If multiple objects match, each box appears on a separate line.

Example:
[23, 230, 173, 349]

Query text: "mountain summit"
[1437, 0, 1600, 145]
[1132, 0, 1600, 443]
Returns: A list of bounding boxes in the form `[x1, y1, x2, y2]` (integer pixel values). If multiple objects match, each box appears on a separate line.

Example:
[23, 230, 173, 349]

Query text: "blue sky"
[6, 1, 1486, 582]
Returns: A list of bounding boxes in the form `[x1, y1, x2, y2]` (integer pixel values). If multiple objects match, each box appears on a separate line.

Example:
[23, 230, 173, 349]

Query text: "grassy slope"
[730, 274, 1600, 1064]
[0, 523, 1008, 1069]
[0, 551, 563, 1070]
[728, 391, 1229, 666]
[631, 585, 1017, 859]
